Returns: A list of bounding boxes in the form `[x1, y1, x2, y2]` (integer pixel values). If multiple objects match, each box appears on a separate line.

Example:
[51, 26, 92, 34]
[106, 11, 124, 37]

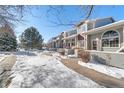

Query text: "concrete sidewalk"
[61, 58, 124, 88]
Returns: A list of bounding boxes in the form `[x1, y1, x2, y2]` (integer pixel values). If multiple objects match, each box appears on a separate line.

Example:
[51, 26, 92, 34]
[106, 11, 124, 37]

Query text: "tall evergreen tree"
[0, 33, 17, 51]
[20, 27, 44, 50]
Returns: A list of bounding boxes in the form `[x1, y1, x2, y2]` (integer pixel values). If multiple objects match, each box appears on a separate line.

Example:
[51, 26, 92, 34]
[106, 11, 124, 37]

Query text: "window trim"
[101, 30, 120, 48]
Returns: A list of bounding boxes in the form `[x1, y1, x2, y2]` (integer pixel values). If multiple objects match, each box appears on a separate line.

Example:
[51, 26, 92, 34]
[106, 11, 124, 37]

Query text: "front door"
[92, 40, 97, 50]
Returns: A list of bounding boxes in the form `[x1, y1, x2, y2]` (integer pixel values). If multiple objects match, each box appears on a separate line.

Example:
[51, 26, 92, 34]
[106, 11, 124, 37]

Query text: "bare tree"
[0, 5, 25, 26]
[0, 5, 94, 27]
[45, 5, 94, 27]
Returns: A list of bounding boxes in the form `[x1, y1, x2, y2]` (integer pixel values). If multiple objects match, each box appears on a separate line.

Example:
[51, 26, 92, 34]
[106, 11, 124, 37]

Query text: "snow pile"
[78, 60, 124, 79]
[0, 56, 5, 62]
[67, 55, 77, 58]
[0, 53, 7, 62]
[9, 51, 103, 88]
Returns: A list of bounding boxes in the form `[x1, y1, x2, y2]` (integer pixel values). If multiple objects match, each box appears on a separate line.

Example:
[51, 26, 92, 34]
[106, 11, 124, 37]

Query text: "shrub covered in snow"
[0, 33, 17, 51]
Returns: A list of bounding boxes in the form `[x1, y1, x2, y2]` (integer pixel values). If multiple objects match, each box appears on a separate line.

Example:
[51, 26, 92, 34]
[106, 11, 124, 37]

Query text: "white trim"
[101, 30, 120, 48]
[102, 36, 119, 39]
[85, 50, 124, 55]
[85, 23, 88, 32]
[62, 34, 77, 40]
[102, 47, 120, 48]
[84, 20, 124, 35]
[123, 26, 124, 43]
[85, 35, 88, 50]
[75, 36, 77, 47]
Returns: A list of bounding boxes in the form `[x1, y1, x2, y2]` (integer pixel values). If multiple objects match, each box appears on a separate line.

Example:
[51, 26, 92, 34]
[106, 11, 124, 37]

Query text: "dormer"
[66, 29, 77, 37]
[94, 17, 115, 28]
[61, 31, 67, 38]
[76, 20, 89, 33]
[76, 17, 115, 33]
[87, 17, 115, 31]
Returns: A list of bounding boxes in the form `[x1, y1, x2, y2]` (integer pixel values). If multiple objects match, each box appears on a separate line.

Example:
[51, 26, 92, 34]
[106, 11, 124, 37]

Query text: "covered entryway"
[77, 34, 85, 48]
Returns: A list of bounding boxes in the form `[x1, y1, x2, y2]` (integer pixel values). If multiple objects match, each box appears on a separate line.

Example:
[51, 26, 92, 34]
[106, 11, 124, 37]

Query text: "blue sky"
[15, 5, 124, 43]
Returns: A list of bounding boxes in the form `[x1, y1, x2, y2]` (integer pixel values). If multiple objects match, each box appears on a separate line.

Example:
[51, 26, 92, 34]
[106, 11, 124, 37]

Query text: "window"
[87, 23, 94, 30]
[81, 24, 87, 32]
[71, 38, 75, 46]
[67, 30, 77, 36]
[66, 38, 75, 48]
[92, 40, 97, 50]
[102, 30, 119, 47]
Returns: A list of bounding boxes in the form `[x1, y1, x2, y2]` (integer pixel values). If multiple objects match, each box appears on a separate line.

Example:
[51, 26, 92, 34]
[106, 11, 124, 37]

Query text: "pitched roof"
[84, 19, 124, 35]
[75, 17, 115, 27]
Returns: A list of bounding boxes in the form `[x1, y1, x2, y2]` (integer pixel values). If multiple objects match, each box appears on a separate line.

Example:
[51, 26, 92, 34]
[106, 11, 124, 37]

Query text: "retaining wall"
[87, 50, 124, 69]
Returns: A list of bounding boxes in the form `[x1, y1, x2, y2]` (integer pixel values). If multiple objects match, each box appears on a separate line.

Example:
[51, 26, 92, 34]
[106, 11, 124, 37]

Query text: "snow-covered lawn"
[78, 60, 124, 79]
[8, 51, 103, 88]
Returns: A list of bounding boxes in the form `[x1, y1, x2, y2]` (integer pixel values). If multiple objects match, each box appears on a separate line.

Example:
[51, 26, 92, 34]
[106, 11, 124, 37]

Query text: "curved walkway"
[9, 52, 102, 88]
[61, 58, 124, 88]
